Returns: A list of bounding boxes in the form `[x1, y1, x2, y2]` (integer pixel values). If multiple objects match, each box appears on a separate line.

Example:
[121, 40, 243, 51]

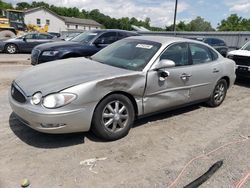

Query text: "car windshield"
[241, 42, 250, 51]
[70, 31, 101, 43]
[91, 39, 161, 71]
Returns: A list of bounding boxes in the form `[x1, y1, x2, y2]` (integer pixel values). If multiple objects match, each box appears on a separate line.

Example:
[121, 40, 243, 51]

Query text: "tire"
[207, 79, 227, 107]
[5, 43, 18, 54]
[0, 30, 16, 38]
[91, 94, 135, 141]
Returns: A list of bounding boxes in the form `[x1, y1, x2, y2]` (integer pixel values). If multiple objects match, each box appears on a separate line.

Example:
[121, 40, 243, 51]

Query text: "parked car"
[227, 41, 250, 79]
[31, 29, 139, 65]
[9, 36, 236, 140]
[0, 33, 58, 54]
[64, 32, 81, 41]
[48, 32, 61, 38]
[192, 37, 228, 57]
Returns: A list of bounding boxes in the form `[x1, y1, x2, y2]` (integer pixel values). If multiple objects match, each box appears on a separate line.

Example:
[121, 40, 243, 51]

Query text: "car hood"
[35, 41, 83, 50]
[14, 58, 134, 96]
[228, 49, 250, 57]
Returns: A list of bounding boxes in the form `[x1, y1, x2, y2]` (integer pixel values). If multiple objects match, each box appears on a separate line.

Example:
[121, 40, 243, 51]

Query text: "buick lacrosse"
[9, 36, 236, 140]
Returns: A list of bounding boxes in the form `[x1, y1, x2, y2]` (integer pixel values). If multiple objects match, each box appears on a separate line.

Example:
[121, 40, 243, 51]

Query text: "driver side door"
[143, 42, 194, 114]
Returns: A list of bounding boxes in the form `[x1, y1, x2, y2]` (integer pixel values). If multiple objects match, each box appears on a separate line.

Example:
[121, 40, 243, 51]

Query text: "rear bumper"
[9, 93, 94, 134]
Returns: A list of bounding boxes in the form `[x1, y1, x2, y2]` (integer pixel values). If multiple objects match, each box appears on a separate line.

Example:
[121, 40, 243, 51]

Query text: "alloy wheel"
[102, 100, 129, 133]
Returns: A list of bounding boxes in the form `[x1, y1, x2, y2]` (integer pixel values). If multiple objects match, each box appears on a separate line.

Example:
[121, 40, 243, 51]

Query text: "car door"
[188, 42, 222, 101]
[21, 34, 38, 52]
[143, 42, 194, 114]
[36, 34, 54, 46]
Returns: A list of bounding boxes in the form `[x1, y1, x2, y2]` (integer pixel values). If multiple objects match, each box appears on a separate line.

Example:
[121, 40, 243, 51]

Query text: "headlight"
[42, 51, 59, 56]
[42, 93, 77, 109]
[31, 92, 42, 105]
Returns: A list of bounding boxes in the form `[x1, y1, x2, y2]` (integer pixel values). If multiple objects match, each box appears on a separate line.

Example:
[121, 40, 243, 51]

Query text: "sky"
[6, 0, 250, 28]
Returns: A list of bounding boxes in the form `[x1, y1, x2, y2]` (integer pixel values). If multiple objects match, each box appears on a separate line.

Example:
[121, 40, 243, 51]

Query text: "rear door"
[188, 43, 222, 101]
[36, 34, 54, 45]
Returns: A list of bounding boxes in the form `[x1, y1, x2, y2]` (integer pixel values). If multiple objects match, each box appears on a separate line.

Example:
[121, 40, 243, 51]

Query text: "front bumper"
[31, 49, 60, 65]
[236, 65, 250, 79]
[9, 93, 95, 134]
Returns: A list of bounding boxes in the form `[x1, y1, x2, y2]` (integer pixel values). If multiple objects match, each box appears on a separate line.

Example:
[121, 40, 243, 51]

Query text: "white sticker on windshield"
[88, 33, 98, 35]
[136, 44, 153, 49]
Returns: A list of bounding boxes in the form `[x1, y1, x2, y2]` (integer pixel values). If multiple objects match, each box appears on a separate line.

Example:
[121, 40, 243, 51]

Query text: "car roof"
[127, 35, 202, 45]
[90, 29, 138, 34]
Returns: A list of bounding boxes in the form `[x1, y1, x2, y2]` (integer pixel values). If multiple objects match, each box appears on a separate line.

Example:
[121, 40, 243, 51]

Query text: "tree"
[217, 14, 250, 31]
[166, 17, 214, 31]
[188, 16, 214, 31]
[16, 2, 31, 10]
[0, 0, 13, 9]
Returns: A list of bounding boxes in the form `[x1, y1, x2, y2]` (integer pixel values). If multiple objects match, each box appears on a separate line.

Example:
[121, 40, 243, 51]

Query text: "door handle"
[213, 68, 220, 73]
[180, 73, 192, 81]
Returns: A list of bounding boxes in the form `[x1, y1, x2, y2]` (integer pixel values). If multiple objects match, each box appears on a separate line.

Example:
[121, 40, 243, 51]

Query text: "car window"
[160, 43, 189, 66]
[212, 39, 225, 46]
[38, 34, 53, 39]
[25, 34, 37, 39]
[91, 39, 161, 71]
[189, 43, 213, 64]
[117, 32, 128, 40]
[71, 31, 101, 43]
[209, 48, 219, 60]
[117, 32, 136, 40]
[241, 42, 250, 51]
[96, 32, 117, 44]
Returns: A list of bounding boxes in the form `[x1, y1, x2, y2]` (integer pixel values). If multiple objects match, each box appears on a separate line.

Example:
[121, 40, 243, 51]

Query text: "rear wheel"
[5, 43, 18, 54]
[207, 79, 227, 107]
[91, 94, 135, 141]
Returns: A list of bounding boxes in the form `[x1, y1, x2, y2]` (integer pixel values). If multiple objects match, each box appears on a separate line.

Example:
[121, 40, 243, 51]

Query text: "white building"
[24, 7, 102, 33]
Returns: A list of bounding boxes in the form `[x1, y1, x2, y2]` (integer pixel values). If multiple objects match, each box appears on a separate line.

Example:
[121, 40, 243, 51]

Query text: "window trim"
[36, 18, 41, 25]
[46, 19, 50, 25]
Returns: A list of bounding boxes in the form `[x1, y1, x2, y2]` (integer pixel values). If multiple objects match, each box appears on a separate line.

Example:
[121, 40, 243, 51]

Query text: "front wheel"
[5, 43, 18, 54]
[207, 79, 227, 107]
[91, 94, 135, 141]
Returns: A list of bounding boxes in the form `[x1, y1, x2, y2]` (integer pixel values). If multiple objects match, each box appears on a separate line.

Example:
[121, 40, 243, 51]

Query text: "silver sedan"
[9, 36, 236, 140]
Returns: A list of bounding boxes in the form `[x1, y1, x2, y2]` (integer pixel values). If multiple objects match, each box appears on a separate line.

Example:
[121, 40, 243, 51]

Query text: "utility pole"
[173, 0, 178, 34]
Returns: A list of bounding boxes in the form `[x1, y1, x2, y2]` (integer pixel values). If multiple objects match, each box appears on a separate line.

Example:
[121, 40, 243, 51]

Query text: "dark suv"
[201, 38, 228, 57]
[31, 29, 139, 65]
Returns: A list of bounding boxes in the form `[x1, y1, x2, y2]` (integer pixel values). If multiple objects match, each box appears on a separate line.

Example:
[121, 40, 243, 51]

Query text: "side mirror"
[23, 37, 26, 41]
[152, 59, 175, 71]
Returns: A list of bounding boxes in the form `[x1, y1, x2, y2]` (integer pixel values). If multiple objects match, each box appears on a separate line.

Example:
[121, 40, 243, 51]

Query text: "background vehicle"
[192, 37, 228, 57]
[31, 29, 139, 65]
[48, 32, 61, 38]
[0, 32, 58, 53]
[227, 41, 250, 79]
[10, 36, 236, 140]
[0, 9, 26, 38]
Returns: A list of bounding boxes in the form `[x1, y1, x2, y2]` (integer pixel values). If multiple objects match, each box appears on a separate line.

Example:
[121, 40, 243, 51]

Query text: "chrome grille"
[11, 83, 26, 103]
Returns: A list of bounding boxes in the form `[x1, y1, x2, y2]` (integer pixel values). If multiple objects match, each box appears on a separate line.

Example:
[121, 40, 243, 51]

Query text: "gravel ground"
[0, 63, 249, 188]
[0, 53, 31, 64]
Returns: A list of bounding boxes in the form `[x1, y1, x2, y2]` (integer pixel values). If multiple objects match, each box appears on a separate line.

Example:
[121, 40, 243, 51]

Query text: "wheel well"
[221, 76, 230, 88]
[5, 43, 18, 51]
[62, 53, 81, 59]
[98, 91, 139, 117]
